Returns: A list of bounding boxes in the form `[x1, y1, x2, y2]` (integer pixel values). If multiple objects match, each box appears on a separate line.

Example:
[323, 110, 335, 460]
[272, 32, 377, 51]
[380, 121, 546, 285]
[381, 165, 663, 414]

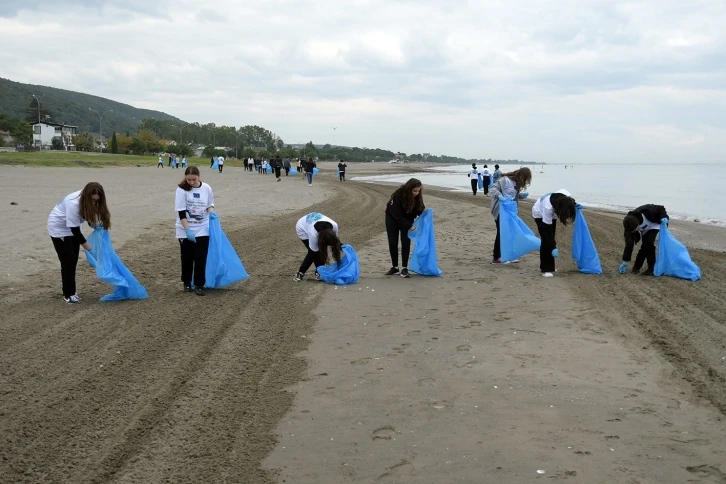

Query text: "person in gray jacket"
[488, 168, 531, 264]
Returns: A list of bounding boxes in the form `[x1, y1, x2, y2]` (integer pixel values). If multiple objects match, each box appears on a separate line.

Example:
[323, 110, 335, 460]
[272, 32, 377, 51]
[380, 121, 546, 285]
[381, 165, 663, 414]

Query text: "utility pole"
[31, 94, 45, 124]
[89, 108, 113, 152]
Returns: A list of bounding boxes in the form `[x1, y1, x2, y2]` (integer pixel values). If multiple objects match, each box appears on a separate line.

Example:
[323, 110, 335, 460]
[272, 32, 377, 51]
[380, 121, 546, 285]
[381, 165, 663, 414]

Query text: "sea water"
[353, 163, 726, 227]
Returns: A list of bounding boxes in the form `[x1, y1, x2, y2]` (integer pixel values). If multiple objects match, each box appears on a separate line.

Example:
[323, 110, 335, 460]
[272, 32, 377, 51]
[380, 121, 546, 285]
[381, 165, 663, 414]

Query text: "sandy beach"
[1, 162, 725, 483]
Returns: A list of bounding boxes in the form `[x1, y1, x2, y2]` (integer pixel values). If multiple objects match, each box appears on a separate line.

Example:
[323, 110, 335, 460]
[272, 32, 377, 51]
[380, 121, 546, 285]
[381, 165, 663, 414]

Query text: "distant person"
[283, 157, 291, 176]
[175, 165, 215, 296]
[168, 155, 173, 167]
[385, 178, 425, 278]
[304, 157, 317, 186]
[157, 156, 164, 168]
[47, 183, 111, 304]
[273, 155, 282, 181]
[210, 156, 215, 168]
[531, 190, 577, 278]
[293, 212, 342, 282]
[217, 156, 224, 173]
[492, 164, 502, 183]
[182, 157, 188, 168]
[468, 163, 481, 195]
[619, 204, 669, 276]
[489, 168, 532, 264]
[481, 165, 491, 195]
[337, 159, 347, 181]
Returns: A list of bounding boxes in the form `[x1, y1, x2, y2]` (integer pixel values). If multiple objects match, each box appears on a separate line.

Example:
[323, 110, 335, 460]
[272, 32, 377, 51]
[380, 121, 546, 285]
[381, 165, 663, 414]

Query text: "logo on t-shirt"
[306, 212, 324, 223]
[193, 193, 200, 198]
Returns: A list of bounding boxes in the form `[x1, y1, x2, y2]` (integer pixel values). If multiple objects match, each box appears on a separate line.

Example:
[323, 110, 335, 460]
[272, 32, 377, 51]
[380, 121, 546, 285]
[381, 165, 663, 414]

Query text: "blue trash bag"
[408, 208, 443, 276]
[266, 165, 272, 173]
[654, 222, 701, 281]
[211, 158, 219, 170]
[171, 160, 177, 168]
[202, 215, 250, 288]
[499, 198, 541, 262]
[572, 208, 602, 274]
[317, 244, 360, 285]
[84, 228, 148, 301]
[290, 168, 298, 175]
[477, 174, 483, 189]
[313, 167, 319, 175]
[489, 177, 494, 188]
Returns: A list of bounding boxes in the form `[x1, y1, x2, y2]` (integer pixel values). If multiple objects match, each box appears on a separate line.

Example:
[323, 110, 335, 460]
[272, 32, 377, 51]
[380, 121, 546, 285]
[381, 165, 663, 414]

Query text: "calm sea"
[353, 163, 726, 227]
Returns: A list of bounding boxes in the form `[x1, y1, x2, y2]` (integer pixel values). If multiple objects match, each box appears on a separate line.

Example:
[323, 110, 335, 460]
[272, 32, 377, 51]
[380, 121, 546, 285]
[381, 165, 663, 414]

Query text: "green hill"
[0, 77, 183, 134]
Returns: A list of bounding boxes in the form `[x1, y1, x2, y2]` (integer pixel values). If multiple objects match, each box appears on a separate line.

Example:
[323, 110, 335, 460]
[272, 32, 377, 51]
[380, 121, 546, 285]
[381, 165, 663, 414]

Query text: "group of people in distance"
[47, 164, 668, 303]
[242, 156, 320, 185]
[157, 154, 188, 169]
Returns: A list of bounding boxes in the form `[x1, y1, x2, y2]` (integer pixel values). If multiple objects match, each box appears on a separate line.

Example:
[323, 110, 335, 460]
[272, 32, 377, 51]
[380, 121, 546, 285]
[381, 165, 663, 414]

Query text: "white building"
[32, 121, 77, 150]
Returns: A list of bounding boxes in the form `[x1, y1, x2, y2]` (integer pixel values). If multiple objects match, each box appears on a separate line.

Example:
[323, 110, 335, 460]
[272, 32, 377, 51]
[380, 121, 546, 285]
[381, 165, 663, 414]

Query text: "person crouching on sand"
[531, 189, 577, 277]
[175, 166, 215, 296]
[47, 182, 111, 304]
[293, 212, 342, 282]
[490, 168, 532, 264]
[385, 178, 425, 278]
[619, 204, 669, 276]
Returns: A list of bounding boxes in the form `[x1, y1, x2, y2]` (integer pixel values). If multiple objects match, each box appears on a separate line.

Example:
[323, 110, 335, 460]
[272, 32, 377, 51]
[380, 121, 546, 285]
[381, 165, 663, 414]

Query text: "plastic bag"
[572, 208, 602, 274]
[654, 222, 701, 281]
[84, 228, 148, 301]
[317, 244, 360, 285]
[290, 168, 298, 175]
[477, 174, 483, 189]
[499, 198, 541, 262]
[203, 215, 250, 288]
[408, 208, 442, 276]
[313, 167, 319, 175]
[211, 158, 219, 170]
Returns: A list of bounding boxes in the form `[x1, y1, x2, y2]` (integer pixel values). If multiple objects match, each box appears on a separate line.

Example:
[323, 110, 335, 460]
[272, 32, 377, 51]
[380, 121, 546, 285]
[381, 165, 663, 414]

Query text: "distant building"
[0, 130, 13, 145]
[32, 121, 77, 151]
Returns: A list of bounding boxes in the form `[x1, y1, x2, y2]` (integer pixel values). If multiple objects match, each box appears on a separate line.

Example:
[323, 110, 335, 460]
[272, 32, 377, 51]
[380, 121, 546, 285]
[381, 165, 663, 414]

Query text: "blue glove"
[498, 195, 507, 202]
[552, 248, 559, 258]
[519, 192, 529, 199]
[661, 217, 668, 224]
[619, 262, 628, 274]
[210, 212, 218, 220]
[576, 203, 584, 210]
[185, 228, 196, 242]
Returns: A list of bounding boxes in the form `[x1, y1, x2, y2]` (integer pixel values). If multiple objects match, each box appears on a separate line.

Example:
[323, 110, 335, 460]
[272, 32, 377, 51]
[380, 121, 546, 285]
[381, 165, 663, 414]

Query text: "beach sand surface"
[1, 162, 725, 483]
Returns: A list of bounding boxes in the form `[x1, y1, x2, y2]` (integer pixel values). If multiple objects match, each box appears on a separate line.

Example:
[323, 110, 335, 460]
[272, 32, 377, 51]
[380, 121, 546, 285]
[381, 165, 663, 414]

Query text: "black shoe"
[195, 287, 205, 296]
[385, 267, 399, 275]
[400, 268, 411, 278]
[183, 285, 193, 293]
[641, 269, 654, 276]
[632, 267, 641, 274]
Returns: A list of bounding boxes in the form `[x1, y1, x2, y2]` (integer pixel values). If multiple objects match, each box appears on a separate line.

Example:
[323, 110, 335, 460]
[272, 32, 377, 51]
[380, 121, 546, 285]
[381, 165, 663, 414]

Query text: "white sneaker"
[542, 272, 554, 278]
[64, 295, 80, 304]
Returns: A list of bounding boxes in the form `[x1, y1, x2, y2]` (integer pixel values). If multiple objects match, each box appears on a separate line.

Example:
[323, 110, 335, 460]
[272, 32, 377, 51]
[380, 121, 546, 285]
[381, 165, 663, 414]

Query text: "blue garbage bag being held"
[84, 228, 148, 301]
[211, 158, 219, 170]
[204, 214, 250, 288]
[408, 208, 442, 276]
[498, 198, 540, 262]
[477, 174, 483, 189]
[654, 222, 701, 281]
[572, 207, 602, 274]
[313, 167, 319, 176]
[317, 244, 360, 285]
[266, 164, 272, 174]
[290, 168, 298, 175]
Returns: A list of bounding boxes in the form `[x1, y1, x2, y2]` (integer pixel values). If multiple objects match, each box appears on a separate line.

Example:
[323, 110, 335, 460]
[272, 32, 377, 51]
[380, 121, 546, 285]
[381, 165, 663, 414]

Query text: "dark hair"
[318, 228, 342, 266]
[552, 195, 577, 226]
[502, 167, 532, 192]
[79, 182, 111, 230]
[390, 178, 424, 213]
[623, 213, 642, 245]
[494, 164, 499, 169]
[308, 157, 314, 162]
[484, 164, 488, 168]
[178, 166, 201, 191]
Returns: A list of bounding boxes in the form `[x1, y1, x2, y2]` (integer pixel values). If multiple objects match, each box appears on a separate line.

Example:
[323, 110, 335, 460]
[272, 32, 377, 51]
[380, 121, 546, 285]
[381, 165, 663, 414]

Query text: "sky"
[1, 0, 725, 163]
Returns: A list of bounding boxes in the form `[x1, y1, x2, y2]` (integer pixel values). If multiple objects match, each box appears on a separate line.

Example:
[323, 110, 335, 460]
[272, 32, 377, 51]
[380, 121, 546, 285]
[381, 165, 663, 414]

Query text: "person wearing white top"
[468, 163, 481, 196]
[217, 156, 224, 173]
[489, 168, 532, 264]
[175, 166, 216, 295]
[481, 165, 491, 195]
[47, 182, 111, 303]
[531, 189, 577, 277]
[293, 212, 343, 282]
[157, 156, 164, 168]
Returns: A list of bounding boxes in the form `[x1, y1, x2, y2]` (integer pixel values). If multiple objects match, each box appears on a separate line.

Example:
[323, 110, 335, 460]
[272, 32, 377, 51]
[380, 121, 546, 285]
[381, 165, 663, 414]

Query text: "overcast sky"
[2, 0, 724, 163]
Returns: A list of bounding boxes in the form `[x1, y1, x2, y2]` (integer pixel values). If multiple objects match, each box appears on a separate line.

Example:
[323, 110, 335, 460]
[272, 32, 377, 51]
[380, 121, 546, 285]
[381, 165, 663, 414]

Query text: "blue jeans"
[306, 172, 313, 184]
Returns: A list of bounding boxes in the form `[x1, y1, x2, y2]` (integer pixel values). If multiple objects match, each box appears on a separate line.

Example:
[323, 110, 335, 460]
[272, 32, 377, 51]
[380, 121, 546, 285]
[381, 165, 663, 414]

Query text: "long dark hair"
[79, 182, 111, 230]
[623, 212, 642, 245]
[178, 166, 201, 191]
[501, 168, 532, 192]
[552, 195, 577, 226]
[390, 178, 424, 213]
[318, 228, 342, 265]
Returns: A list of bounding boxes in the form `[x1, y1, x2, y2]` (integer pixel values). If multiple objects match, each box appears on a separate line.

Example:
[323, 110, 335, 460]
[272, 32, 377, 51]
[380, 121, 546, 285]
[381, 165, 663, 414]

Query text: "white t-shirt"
[295, 212, 338, 252]
[175, 182, 215, 238]
[638, 214, 660, 234]
[469, 168, 480, 178]
[218, 157, 224, 165]
[482, 168, 491, 176]
[532, 189, 571, 224]
[47, 190, 84, 238]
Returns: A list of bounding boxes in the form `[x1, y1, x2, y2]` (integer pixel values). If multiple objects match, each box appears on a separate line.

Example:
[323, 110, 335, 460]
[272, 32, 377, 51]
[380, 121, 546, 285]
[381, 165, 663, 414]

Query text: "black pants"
[51, 236, 81, 298]
[493, 217, 501, 260]
[634, 229, 658, 271]
[218, 165, 223, 172]
[298, 239, 321, 274]
[535, 218, 557, 272]
[385, 214, 411, 268]
[339, 171, 345, 181]
[285, 167, 290, 176]
[275, 167, 281, 178]
[482, 177, 490, 195]
[157, 162, 163, 168]
[179, 236, 210, 288]
[471, 179, 478, 195]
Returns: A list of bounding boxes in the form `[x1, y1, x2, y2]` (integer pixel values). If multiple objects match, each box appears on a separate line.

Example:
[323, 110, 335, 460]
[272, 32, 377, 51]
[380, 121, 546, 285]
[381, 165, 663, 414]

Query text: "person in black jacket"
[385, 178, 425, 278]
[283, 157, 291, 176]
[620, 204, 669, 275]
[273, 154, 282, 181]
[337, 160, 347, 181]
[304, 157, 316, 186]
